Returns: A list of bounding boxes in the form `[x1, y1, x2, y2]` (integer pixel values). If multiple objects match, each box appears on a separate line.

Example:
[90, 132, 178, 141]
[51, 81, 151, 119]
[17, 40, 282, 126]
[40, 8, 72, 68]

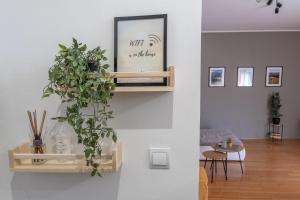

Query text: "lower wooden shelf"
[8, 143, 122, 173]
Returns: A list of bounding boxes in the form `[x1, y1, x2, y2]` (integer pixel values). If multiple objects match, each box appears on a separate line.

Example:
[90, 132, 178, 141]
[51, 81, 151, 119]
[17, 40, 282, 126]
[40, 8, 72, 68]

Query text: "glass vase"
[31, 139, 47, 165]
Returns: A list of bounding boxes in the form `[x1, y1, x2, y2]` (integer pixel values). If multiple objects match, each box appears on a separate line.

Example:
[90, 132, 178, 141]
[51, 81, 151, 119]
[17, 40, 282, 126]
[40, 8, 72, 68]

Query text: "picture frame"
[237, 67, 254, 87]
[265, 66, 283, 87]
[209, 67, 225, 87]
[114, 14, 167, 86]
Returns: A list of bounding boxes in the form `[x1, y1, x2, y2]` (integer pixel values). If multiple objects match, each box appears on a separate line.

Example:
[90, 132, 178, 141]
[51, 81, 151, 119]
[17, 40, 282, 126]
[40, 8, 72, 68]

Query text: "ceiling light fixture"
[274, 0, 283, 14]
[266, 0, 273, 6]
[258, 0, 283, 14]
[277, 2, 282, 8]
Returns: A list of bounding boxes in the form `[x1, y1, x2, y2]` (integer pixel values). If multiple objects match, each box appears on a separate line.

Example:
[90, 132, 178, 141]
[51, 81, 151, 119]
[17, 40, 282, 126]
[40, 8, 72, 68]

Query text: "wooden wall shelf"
[113, 86, 174, 93]
[109, 66, 175, 93]
[8, 143, 122, 173]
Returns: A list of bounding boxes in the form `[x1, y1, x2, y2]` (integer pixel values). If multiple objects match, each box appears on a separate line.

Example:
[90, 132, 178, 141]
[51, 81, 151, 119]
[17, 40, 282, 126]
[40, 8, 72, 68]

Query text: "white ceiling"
[202, 0, 300, 32]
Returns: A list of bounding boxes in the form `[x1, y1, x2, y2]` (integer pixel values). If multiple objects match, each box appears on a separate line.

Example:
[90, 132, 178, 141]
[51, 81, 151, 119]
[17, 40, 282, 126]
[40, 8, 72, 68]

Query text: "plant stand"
[269, 123, 283, 143]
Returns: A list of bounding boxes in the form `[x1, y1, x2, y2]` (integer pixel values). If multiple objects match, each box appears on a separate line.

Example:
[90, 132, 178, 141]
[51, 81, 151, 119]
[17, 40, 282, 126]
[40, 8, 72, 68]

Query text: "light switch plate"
[149, 147, 170, 169]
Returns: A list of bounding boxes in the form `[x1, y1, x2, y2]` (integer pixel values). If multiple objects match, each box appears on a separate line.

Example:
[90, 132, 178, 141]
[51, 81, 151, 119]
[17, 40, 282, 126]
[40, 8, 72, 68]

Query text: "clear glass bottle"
[55, 123, 72, 153]
[51, 122, 72, 162]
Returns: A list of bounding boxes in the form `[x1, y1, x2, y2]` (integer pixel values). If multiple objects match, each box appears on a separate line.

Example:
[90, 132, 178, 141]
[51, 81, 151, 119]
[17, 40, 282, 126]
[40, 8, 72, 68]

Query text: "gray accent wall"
[201, 32, 300, 139]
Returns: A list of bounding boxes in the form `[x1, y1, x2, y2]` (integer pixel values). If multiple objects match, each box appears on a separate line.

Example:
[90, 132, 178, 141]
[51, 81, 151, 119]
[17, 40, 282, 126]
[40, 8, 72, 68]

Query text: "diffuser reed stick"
[39, 110, 46, 137]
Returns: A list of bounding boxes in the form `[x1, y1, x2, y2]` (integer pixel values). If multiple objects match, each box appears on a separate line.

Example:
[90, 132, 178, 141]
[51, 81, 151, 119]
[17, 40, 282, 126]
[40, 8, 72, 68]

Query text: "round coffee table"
[213, 144, 244, 174]
[202, 150, 227, 183]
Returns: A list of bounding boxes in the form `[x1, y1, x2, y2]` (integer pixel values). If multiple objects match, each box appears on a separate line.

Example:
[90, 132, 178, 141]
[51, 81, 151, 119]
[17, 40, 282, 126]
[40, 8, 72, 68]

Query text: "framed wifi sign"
[114, 14, 167, 86]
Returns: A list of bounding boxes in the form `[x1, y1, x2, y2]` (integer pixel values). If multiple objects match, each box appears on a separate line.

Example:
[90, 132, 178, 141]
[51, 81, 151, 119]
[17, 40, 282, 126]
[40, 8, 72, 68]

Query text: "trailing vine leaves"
[42, 38, 117, 176]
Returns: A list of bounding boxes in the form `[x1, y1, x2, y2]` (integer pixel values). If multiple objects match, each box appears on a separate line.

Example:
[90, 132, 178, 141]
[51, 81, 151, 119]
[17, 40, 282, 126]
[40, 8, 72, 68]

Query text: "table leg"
[222, 159, 227, 180]
[211, 159, 214, 183]
[215, 159, 217, 174]
[226, 152, 228, 177]
[204, 158, 207, 168]
[238, 151, 244, 174]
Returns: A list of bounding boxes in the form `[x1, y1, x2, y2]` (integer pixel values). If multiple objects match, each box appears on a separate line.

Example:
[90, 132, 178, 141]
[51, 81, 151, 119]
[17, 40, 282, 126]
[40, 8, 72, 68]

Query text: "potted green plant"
[271, 92, 282, 125]
[42, 38, 117, 176]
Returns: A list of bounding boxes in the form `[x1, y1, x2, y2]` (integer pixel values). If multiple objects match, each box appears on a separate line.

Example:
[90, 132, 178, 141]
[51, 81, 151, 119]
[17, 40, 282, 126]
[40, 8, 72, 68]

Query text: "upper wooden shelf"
[8, 143, 122, 173]
[109, 66, 175, 93]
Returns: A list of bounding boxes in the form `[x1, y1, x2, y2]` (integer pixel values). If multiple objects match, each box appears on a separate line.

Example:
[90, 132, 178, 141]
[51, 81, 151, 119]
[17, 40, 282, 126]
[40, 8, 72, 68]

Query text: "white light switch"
[150, 147, 170, 169]
[152, 152, 168, 166]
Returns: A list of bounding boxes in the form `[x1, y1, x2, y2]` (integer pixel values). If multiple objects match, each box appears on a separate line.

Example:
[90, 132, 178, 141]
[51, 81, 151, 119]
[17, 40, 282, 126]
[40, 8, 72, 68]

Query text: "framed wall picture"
[209, 67, 225, 87]
[114, 14, 167, 86]
[265, 66, 283, 87]
[237, 67, 254, 87]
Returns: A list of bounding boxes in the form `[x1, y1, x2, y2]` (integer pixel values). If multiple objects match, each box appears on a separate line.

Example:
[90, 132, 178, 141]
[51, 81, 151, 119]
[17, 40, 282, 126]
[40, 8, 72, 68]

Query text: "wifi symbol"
[148, 34, 161, 47]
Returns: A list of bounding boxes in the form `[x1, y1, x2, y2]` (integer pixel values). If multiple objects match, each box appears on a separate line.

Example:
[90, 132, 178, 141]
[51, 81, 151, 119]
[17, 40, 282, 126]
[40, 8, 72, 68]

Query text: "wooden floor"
[200, 139, 300, 200]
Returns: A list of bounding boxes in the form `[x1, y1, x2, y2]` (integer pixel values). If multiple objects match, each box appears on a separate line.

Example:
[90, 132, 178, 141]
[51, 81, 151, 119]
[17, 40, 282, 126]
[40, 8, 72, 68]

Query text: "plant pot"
[272, 117, 281, 125]
[88, 63, 98, 72]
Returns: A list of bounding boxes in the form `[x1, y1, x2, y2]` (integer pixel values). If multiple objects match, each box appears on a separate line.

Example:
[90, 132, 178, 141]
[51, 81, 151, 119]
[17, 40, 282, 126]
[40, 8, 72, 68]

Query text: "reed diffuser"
[27, 110, 47, 164]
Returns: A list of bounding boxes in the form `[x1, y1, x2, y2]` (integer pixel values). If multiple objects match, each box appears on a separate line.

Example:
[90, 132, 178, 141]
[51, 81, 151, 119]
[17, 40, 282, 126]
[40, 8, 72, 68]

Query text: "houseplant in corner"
[271, 92, 282, 125]
[42, 38, 117, 176]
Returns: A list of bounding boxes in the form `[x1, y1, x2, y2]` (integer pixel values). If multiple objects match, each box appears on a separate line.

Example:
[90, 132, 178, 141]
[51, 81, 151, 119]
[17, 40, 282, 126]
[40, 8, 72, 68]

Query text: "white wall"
[0, 1, 201, 200]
